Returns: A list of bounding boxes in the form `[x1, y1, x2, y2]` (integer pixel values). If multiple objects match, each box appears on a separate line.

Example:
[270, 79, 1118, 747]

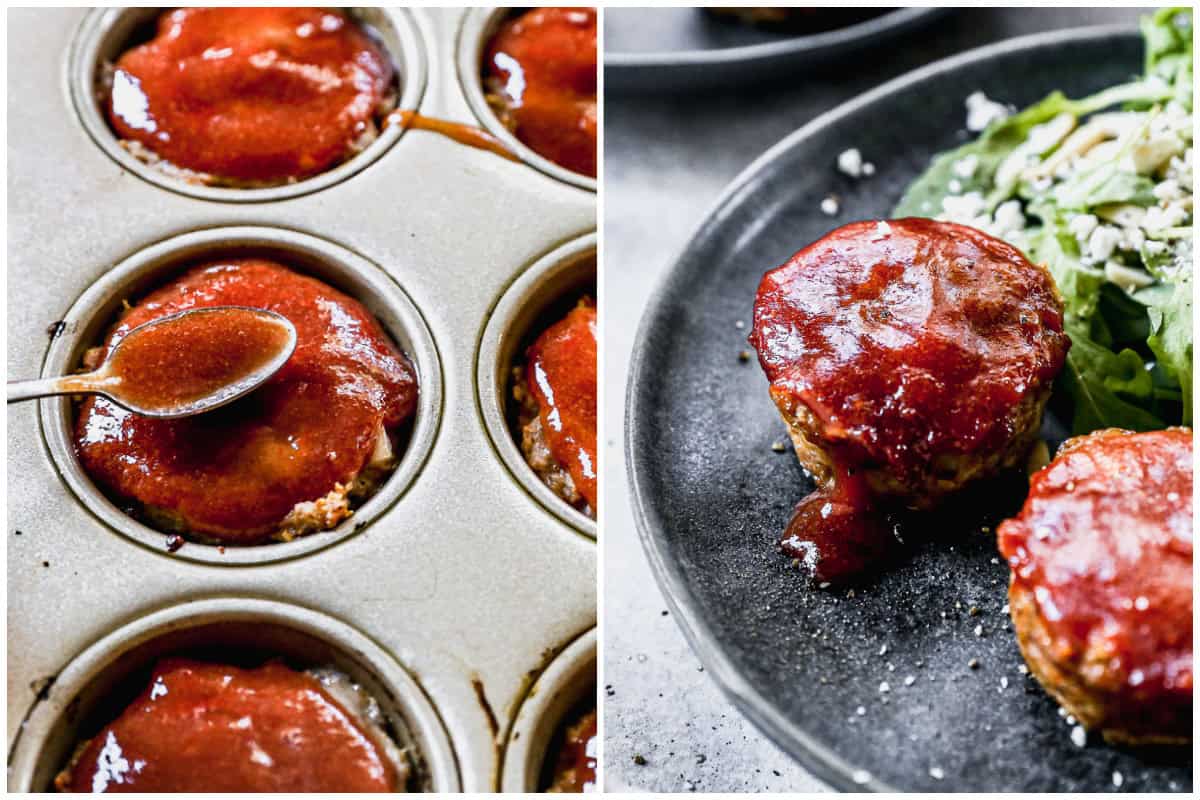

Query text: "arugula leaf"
[1052, 166, 1155, 210]
[1060, 334, 1165, 432]
[1143, 7, 1194, 110]
[1142, 271, 1193, 424]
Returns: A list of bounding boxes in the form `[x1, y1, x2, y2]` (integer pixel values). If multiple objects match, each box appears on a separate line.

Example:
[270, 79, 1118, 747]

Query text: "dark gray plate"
[626, 26, 1193, 793]
[605, 8, 946, 92]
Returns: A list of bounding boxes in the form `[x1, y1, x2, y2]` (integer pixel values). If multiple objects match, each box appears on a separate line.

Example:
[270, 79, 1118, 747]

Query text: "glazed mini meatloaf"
[749, 218, 1070, 510]
[75, 258, 418, 545]
[55, 659, 410, 792]
[997, 427, 1193, 745]
[483, 7, 597, 177]
[512, 298, 597, 518]
[105, 8, 395, 186]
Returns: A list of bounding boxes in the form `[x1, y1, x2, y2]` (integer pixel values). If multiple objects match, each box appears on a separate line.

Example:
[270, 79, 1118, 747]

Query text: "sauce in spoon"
[100, 306, 296, 415]
[9, 307, 296, 418]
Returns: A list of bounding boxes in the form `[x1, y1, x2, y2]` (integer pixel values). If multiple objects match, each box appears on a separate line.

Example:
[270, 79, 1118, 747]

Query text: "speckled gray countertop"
[601, 7, 1143, 793]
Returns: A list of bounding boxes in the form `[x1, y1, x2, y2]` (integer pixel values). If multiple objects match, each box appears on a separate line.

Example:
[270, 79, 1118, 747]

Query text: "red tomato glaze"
[61, 659, 397, 792]
[75, 259, 417, 543]
[997, 428, 1193, 719]
[778, 462, 902, 585]
[108, 8, 393, 183]
[526, 300, 598, 512]
[484, 7, 597, 177]
[750, 218, 1070, 489]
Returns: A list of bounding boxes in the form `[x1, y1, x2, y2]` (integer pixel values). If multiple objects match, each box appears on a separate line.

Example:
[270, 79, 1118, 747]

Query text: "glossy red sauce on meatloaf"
[526, 300, 598, 511]
[484, 7, 597, 177]
[108, 8, 393, 182]
[75, 259, 417, 543]
[749, 218, 1069, 487]
[62, 659, 396, 792]
[998, 428, 1193, 710]
[103, 307, 292, 414]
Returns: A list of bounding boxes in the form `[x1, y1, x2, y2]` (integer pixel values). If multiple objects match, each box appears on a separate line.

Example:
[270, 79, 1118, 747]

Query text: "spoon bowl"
[8, 307, 297, 418]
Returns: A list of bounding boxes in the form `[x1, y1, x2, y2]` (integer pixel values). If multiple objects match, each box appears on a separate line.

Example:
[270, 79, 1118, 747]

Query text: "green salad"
[896, 7, 1193, 434]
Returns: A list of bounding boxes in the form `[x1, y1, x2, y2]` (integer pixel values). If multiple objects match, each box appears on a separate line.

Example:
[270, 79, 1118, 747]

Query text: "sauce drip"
[108, 8, 393, 183]
[59, 659, 397, 793]
[998, 428, 1193, 717]
[101, 308, 292, 414]
[75, 259, 417, 543]
[547, 707, 597, 793]
[386, 110, 519, 162]
[526, 299, 598, 512]
[778, 462, 903, 585]
[484, 7, 597, 177]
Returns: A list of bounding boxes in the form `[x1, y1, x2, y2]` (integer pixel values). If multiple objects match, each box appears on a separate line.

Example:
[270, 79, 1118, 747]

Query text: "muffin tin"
[7, 7, 596, 792]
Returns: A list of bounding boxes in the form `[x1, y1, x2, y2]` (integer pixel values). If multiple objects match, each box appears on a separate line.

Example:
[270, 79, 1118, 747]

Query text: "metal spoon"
[7, 307, 297, 419]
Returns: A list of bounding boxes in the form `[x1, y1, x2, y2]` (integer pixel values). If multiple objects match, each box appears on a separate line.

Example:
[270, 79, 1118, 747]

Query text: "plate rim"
[624, 23, 1142, 793]
[605, 7, 945, 69]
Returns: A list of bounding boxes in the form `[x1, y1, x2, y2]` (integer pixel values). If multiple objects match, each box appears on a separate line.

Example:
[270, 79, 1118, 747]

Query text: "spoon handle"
[6, 374, 96, 404]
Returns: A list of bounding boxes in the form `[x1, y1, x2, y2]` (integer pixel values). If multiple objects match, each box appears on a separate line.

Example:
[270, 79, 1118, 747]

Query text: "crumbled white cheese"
[929, 767, 945, 781]
[1086, 225, 1123, 262]
[947, 178, 963, 193]
[1112, 771, 1124, 788]
[1068, 213, 1099, 241]
[837, 148, 864, 177]
[952, 154, 979, 179]
[965, 91, 1010, 132]
[1153, 178, 1184, 202]
[940, 191, 986, 222]
[1144, 201, 1189, 232]
[862, 161, 876, 176]
[992, 200, 1025, 234]
[820, 195, 839, 215]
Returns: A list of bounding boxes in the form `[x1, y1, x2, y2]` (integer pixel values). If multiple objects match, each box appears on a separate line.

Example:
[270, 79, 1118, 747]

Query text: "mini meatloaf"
[546, 705, 597, 793]
[75, 258, 418, 545]
[55, 659, 409, 792]
[997, 427, 1193, 745]
[105, 8, 395, 186]
[512, 298, 598, 518]
[749, 218, 1070, 509]
[483, 7, 597, 177]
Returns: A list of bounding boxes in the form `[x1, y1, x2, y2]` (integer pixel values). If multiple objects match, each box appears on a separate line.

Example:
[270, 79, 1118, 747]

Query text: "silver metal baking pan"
[7, 7, 596, 792]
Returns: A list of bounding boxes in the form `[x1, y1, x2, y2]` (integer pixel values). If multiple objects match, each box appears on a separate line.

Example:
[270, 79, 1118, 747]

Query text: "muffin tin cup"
[500, 627, 597, 792]
[39, 225, 443, 566]
[456, 7, 598, 193]
[478, 233, 598, 538]
[68, 7, 429, 203]
[11, 8, 594, 792]
[6, 597, 461, 793]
